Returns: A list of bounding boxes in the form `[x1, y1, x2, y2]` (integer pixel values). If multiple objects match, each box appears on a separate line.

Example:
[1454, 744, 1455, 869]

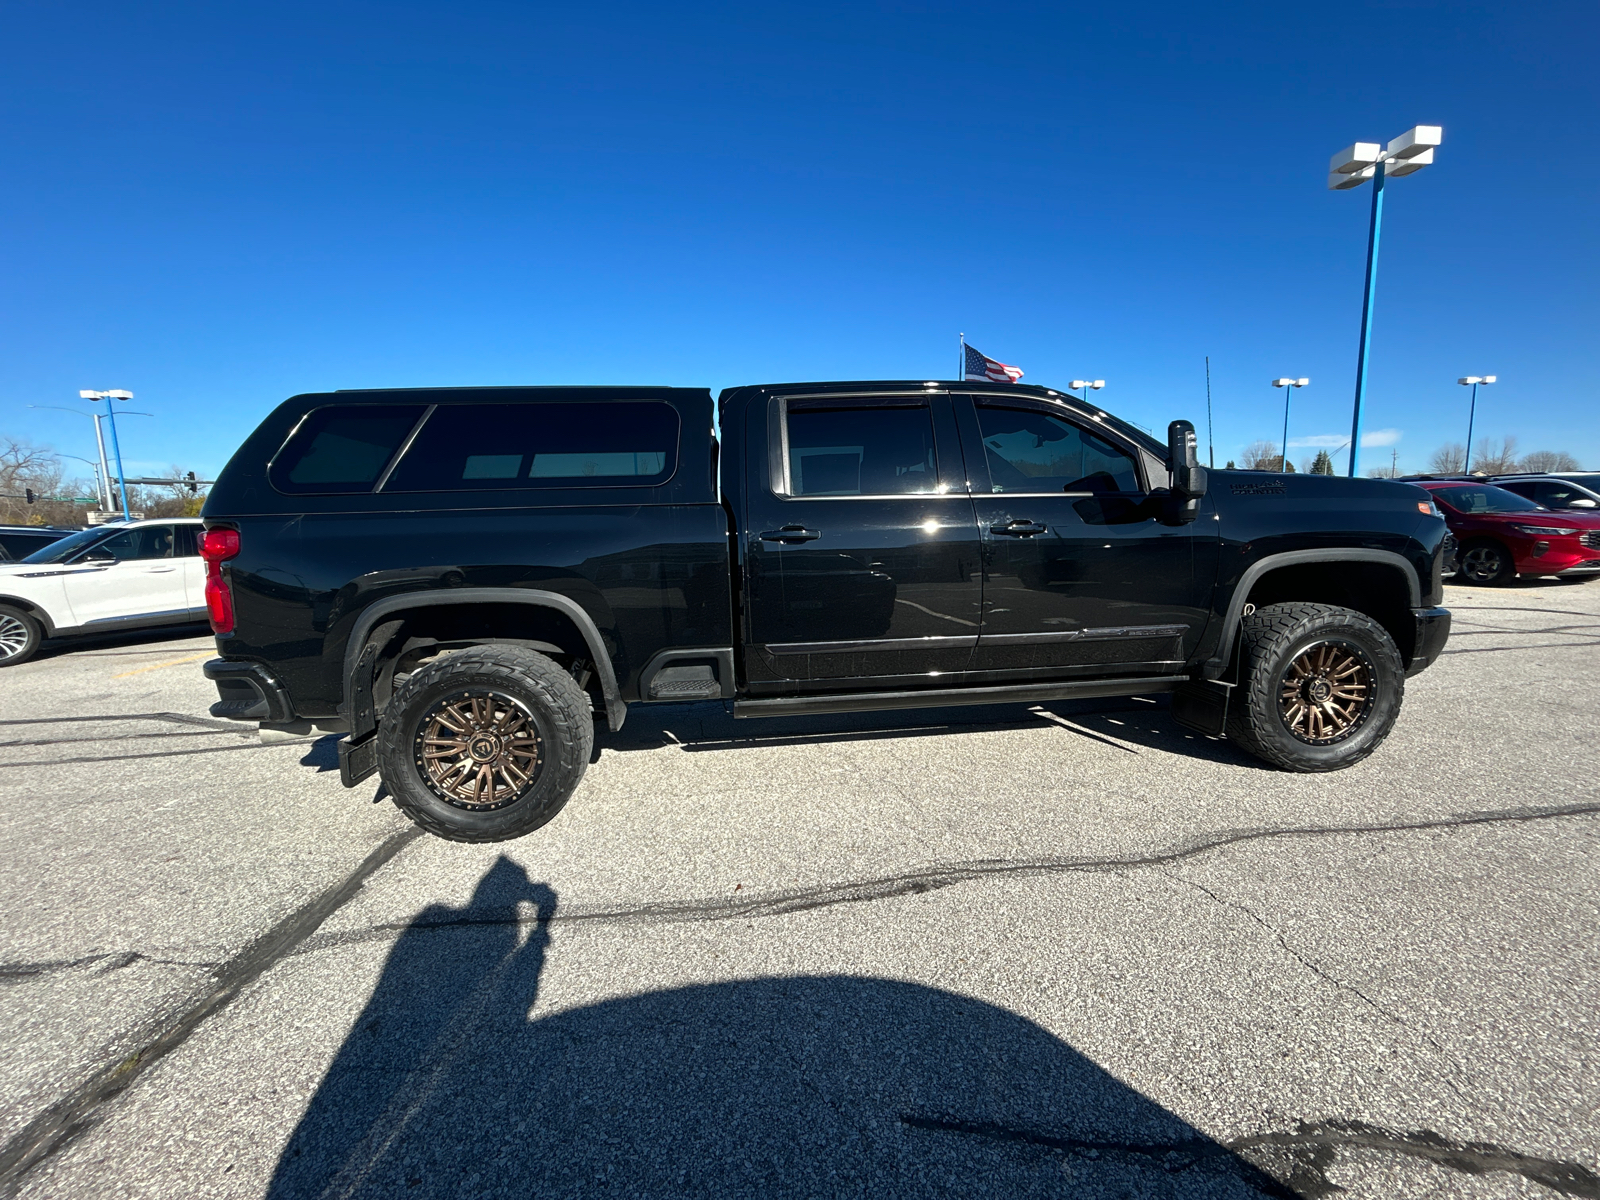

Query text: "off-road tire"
[0, 605, 43, 667]
[378, 646, 594, 842]
[1457, 539, 1516, 586]
[1224, 602, 1404, 773]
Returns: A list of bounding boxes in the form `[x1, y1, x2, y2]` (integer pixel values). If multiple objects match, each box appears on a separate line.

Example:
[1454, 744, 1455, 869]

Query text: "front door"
[956, 396, 1211, 677]
[743, 392, 984, 688]
[62, 524, 190, 627]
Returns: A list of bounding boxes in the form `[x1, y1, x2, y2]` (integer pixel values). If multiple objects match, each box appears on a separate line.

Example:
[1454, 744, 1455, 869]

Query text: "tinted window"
[92, 525, 174, 561]
[270, 405, 428, 494]
[0, 531, 60, 557]
[173, 525, 200, 556]
[784, 404, 938, 497]
[975, 405, 1140, 493]
[1534, 481, 1600, 508]
[21, 527, 108, 564]
[383, 402, 679, 491]
[1431, 485, 1542, 514]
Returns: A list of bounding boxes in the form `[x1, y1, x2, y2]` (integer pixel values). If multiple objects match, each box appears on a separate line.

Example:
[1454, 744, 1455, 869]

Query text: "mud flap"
[338, 731, 379, 788]
[1171, 678, 1232, 738]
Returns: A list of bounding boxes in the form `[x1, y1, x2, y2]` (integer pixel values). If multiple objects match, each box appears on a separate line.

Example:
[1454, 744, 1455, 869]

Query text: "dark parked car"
[1488, 475, 1600, 513]
[0, 525, 77, 562]
[200, 381, 1452, 841]
[1413, 480, 1600, 585]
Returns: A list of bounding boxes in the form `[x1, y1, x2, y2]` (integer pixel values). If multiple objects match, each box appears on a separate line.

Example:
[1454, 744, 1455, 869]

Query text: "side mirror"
[1568, 497, 1597, 509]
[1166, 420, 1207, 523]
[79, 549, 116, 564]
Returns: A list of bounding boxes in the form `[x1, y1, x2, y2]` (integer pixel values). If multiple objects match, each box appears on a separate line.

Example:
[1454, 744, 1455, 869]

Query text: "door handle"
[759, 526, 821, 544]
[145, 566, 178, 573]
[991, 521, 1047, 537]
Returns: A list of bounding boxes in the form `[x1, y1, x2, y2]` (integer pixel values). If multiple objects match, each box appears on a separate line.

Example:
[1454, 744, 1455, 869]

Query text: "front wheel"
[378, 646, 594, 842]
[1458, 540, 1516, 586]
[0, 605, 43, 667]
[1225, 602, 1405, 773]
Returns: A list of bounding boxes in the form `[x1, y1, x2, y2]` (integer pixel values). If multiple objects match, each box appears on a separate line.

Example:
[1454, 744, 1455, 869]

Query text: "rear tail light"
[199, 527, 241, 635]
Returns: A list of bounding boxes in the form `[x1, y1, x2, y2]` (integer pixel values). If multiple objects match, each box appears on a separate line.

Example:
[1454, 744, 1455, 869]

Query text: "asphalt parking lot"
[1, 580, 1597, 1199]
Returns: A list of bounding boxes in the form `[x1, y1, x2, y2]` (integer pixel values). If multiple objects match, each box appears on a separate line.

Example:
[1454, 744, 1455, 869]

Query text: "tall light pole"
[1067, 379, 1105, 405]
[28, 405, 114, 510]
[80, 390, 136, 521]
[1458, 375, 1496, 473]
[1271, 378, 1309, 470]
[1328, 124, 1443, 477]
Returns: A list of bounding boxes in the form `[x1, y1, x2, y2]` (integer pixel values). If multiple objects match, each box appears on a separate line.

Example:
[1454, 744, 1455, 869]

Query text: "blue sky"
[3, 0, 1596, 480]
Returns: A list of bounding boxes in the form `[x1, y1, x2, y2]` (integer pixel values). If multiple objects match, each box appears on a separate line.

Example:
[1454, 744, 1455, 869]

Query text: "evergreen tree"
[1310, 450, 1334, 475]
[1224, 460, 1235, 469]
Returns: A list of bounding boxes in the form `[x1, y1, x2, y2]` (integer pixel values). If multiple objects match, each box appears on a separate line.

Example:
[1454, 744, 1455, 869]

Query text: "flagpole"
[958, 332, 965, 382]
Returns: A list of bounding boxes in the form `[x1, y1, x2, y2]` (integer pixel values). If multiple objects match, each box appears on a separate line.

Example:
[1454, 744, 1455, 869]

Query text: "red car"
[1415, 481, 1600, 585]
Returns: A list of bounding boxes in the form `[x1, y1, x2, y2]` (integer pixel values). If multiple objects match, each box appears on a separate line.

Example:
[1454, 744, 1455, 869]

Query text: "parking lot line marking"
[111, 653, 212, 679]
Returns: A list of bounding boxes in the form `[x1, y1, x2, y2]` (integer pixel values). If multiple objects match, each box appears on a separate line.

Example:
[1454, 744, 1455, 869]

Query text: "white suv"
[0, 519, 208, 666]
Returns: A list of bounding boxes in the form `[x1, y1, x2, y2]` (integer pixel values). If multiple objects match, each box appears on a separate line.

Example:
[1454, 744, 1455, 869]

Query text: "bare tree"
[1428, 443, 1466, 473]
[1520, 449, 1581, 473]
[1469, 435, 1520, 475]
[0, 437, 89, 528]
[1366, 466, 1401, 479]
[1241, 440, 1288, 471]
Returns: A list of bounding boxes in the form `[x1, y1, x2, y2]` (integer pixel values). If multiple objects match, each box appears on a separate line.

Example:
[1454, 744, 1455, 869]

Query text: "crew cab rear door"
[741, 390, 983, 686]
[954, 395, 1212, 674]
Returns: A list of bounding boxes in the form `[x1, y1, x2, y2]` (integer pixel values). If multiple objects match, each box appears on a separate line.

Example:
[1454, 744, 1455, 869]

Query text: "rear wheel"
[0, 605, 43, 667]
[379, 646, 594, 842]
[1458, 540, 1516, 586]
[1225, 602, 1404, 773]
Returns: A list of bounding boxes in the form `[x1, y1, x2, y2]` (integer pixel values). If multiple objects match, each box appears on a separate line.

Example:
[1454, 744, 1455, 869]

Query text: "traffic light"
[25, 489, 36, 504]
[186, 471, 197, 494]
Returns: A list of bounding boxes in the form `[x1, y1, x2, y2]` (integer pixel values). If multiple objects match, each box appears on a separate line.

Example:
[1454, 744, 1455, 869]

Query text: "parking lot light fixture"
[1458, 375, 1496, 473]
[1329, 124, 1443, 477]
[1272, 378, 1309, 471]
[1067, 379, 1105, 404]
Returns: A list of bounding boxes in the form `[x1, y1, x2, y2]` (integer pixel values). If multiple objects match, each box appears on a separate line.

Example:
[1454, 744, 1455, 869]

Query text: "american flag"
[964, 343, 1024, 383]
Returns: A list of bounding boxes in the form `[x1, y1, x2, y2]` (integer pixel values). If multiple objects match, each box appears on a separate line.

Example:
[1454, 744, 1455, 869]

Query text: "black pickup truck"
[200, 381, 1451, 841]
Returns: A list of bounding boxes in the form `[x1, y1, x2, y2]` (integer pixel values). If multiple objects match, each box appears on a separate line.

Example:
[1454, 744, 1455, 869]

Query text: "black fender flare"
[0, 595, 56, 637]
[1202, 548, 1421, 680]
[341, 588, 626, 732]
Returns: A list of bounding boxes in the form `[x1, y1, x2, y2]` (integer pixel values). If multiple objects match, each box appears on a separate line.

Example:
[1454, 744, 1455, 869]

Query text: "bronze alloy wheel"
[1277, 639, 1374, 745]
[0, 613, 29, 661]
[413, 689, 544, 811]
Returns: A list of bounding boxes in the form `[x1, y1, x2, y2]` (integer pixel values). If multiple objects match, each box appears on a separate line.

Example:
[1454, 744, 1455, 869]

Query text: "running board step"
[732, 676, 1187, 719]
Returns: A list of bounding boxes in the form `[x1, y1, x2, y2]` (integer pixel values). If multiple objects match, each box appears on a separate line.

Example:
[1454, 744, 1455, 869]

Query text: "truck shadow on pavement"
[595, 698, 1266, 770]
[267, 858, 1294, 1199]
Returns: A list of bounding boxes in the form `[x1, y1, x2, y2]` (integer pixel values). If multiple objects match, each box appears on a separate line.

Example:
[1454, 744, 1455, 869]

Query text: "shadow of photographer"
[269, 858, 1292, 1198]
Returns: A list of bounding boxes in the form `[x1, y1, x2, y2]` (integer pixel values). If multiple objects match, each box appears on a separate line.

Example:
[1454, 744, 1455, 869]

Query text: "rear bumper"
[203, 658, 295, 722]
[1406, 607, 1451, 677]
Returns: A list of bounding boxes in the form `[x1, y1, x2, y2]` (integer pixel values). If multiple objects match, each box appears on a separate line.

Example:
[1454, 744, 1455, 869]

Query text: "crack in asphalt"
[0, 712, 238, 731]
[1440, 640, 1600, 656]
[0, 826, 424, 1197]
[1447, 622, 1600, 635]
[0, 950, 222, 985]
[1162, 871, 1480, 1112]
[294, 800, 1600, 955]
[1, 741, 318, 769]
[904, 1113, 1600, 1198]
[0, 729, 247, 750]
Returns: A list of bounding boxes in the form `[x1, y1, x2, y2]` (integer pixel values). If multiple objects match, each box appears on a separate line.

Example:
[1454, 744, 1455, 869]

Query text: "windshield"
[19, 527, 109, 564]
[1432, 485, 1544, 515]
